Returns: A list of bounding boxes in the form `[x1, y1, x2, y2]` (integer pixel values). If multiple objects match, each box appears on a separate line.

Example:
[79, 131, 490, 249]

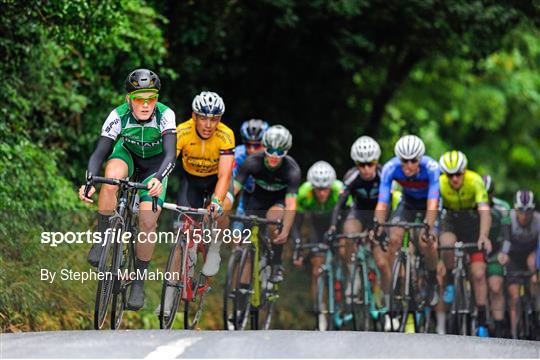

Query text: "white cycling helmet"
[394, 135, 425, 160]
[350, 136, 381, 163]
[262, 125, 292, 151]
[514, 190, 535, 210]
[439, 150, 468, 174]
[192, 91, 225, 117]
[307, 161, 336, 188]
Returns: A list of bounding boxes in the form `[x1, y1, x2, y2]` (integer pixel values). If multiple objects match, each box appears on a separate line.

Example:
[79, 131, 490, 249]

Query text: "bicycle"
[158, 202, 216, 330]
[347, 232, 388, 331]
[438, 241, 482, 336]
[223, 214, 282, 330]
[508, 270, 539, 340]
[84, 175, 157, 330]
[375, 221, 433, 333]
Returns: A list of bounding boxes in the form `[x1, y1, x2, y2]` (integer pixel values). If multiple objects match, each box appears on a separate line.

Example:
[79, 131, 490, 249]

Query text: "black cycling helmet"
[125, 69, 161, 92]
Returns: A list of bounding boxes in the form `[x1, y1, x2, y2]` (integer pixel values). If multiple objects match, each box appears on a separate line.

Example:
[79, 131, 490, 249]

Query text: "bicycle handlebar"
[228, 214, 283, 230]
[162, 202, 212, 216]
[87, 176, 158, 212]
[438, 242, 484, 251]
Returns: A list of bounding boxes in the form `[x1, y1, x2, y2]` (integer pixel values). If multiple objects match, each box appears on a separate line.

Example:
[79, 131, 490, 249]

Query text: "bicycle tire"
[315, 270, 332, 331]
[351, 261, 370, 331]
[110, 235, 133, 329]
[389, 253, 409, 332]
[223, 248, 242, 330]
[258, 256, 277, 330]
[234, 246, 255, 330]
[159, 239, 183, 329]
[94, 217, 122, 330]
[183, 272, 207, 330]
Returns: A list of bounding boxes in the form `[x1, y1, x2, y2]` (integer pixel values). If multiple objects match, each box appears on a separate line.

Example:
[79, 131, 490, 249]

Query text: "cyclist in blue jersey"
[233, 119, 269, 218]
[374, 135, 440, 305]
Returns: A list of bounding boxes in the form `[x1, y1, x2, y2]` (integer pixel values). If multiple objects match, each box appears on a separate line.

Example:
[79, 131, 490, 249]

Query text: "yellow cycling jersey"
[176, 118, 235, 177]
[440, 170, 488, 210]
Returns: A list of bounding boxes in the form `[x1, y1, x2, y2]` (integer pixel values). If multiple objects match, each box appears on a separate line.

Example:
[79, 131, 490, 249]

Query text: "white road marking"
[145, 337, 202, 359]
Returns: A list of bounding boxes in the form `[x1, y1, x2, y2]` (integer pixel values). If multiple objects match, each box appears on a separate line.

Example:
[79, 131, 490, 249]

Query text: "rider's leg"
[88, 159, 129, 266]
[267, 204, 286, 282]
[310, 255, 325, 304]
[202, 194, 233, 276]
[439, 232, 457, 304]
[128, 201, 161, 310]
[488, 273, 505, 337]
[470, 256, 488, 328]
[340, 217, 361, 292]
[526, 251, 538, 304]
[418, 229, 439, 303]
[507, 283, 519, 338]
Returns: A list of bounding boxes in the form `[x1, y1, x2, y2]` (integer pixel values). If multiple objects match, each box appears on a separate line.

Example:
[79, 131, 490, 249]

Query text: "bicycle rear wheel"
[351, 261, 370, 331]
[159, 239, 183, 329]
[389, 253, 409, 332]
[94, 217, 122, 330]
[183, 273, 208, 329]
[223, 248, 242, 330]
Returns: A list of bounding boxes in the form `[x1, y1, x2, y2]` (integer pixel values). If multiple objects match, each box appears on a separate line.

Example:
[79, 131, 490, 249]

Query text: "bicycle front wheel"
[223, 248, 242, 330]
[351, 261, 370, 331]
[159, 239, 183, 329]
[389, 254, 409, 332]
[94, 217, 122, 330]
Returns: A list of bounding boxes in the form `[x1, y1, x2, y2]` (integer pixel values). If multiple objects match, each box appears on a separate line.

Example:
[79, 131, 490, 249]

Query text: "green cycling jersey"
[296, 180, 344, 214]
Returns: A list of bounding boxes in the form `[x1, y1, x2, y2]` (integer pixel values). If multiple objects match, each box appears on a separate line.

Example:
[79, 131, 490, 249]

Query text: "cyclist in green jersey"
[79, 69, 177, 311]
[482, 175, 512, 338]
[292, 161, 345, 329]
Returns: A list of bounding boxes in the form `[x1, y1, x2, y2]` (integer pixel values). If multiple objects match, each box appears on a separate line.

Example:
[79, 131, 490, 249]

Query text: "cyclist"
[231, 119, 269, 229]
[79, 69, 177, 310]
[175, 91, 235, 275]
[438, 150, 492, 337]
[498, 190, 539, 339]
[482, 175, 512, 338]
[234, 125, 301, 283]
[328, 137, 384, 306]
[291, 161, 344, 330]
[374, 135, 440, 309]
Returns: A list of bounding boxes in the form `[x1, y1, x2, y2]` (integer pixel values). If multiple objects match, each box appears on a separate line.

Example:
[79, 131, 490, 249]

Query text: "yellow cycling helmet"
[439, 150, 468, 174]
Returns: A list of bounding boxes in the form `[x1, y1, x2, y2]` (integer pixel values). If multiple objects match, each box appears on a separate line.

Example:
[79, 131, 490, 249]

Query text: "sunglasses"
[265, 148, 287, 157]
[246, 142, 263, 149]
[129, 91, 159, 106]
[401, 158, 419, 164]
[447, 173, 464, 179]
[355, 161, 376, 168]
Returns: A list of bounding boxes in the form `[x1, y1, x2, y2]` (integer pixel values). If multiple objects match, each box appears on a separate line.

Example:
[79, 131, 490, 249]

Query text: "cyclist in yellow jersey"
[438, 150, 492, 337]
[175, 91, 235, 276]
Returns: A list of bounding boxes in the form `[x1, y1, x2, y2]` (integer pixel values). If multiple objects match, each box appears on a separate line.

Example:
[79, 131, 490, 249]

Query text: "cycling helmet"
[350, 136, 381, 163]
[482, 175, 494, 194]
[241, 119, 269, 142]
[307, 161, 336, 188]
[439, 150, 468, 174]
[394, 135, 425, 160]
[125, 69, 161, 92]
[514, 190, 535, 210]
[262, 125, 292, 151]
[192, 91, 225, 117]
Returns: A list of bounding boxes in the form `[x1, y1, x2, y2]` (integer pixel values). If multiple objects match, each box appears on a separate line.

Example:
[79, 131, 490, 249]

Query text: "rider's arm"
[154, 132, 177, 181]
[233, 155, 252, 196]
[425, 160, 441, 230]
[331, 187, 350, 227]
[375, 163, 393, 224]
[282, 195, 298, 235]
[87, 136, 114, 177]
[291, 212, 304, 246]
[477, 203, 492, 239]
[214, 153, 234, 203]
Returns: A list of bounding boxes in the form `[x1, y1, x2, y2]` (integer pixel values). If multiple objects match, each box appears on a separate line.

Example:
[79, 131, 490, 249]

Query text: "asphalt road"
[2, 330, 539, 358]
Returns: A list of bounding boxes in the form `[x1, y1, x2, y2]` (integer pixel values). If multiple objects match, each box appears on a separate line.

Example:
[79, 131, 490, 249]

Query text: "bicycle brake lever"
[152, 197, 158, 213]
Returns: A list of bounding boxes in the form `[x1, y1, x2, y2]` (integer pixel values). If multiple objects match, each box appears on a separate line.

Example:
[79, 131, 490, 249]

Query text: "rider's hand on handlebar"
[293, 255, 304, 268]
[497, 252, 509, 265]
[477, 234, 492, 254]
[325, 225, 337, 239]
[209, 198, 224, 218]
[420, 228, 437, 245]
[273, 228, 289, 244]
[79, 185, 95, 203]
[147, 178, 163, 198]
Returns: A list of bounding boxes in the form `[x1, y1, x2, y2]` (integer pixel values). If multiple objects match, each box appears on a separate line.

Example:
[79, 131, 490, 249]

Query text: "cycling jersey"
[234, 152, 301, 209]
[233, 144, 256, 217]
[503, 210, 540, 254]
[440, 170, 489, 210]
[330, 166, 381, 227]
[378, 156, 440, 204]
[486, 197, 511, 277]
[101, 102, 176, 158]
[176, 118, 235, 177]
[297, 180, 344, 214]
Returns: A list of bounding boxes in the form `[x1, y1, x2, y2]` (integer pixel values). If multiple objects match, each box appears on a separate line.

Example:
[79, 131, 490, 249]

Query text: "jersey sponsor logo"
[123, 137, 162, 148]
[396, 179, 429, 189]
[104, 117, 120, 134]
[254, 178, 287, 192]
[426, 160, 439, 171]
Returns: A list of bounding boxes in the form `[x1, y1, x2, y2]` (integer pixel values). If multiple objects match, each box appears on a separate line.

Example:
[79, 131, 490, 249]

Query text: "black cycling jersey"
[234, 152, 301, 209]
[330, 166, 381, 226]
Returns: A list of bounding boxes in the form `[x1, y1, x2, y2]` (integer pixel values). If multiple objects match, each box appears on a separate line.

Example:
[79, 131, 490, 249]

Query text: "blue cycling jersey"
[233, 144, 256, 215]
[378, 156, 440, 204]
